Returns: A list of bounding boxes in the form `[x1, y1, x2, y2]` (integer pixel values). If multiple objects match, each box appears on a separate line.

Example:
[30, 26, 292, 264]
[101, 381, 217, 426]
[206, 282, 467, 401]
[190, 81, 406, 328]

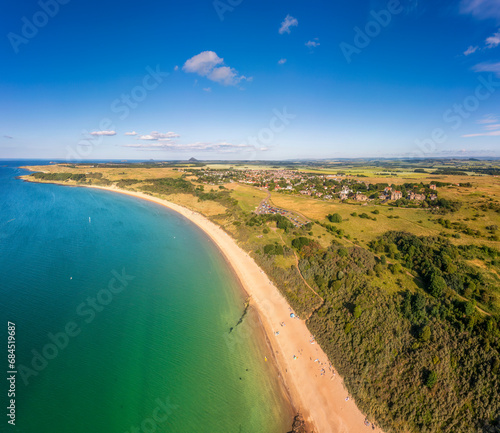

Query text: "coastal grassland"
[224, 183, 268, 213]
[23, 161, 500, 433]
[24, 164, 184, 182]
[160, 193, 228, 217]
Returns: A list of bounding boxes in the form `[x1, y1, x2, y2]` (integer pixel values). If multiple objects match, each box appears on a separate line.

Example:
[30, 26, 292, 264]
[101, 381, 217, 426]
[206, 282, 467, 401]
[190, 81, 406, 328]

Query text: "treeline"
[31, 171, 114, 186]
[141, 177, 194, 194]
[432, 169, 469, 176]
[31, 172, 86, 181]
[140, 177, 238, 209]
[246, 213, 299, 232]
[392, 197, 461, 213]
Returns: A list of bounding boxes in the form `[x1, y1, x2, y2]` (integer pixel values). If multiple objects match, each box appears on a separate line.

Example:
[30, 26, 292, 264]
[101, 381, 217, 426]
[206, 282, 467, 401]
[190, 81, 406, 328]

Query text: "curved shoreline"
[23, 180, 384, 433]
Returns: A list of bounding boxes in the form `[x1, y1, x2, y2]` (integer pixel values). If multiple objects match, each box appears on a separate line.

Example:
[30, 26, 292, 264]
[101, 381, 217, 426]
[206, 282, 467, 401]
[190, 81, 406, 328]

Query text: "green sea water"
[0, 162, 293, 432]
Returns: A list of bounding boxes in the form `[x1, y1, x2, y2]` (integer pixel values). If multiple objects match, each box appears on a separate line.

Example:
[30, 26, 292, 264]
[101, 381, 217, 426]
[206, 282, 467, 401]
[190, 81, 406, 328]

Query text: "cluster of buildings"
[194, 168, 438, 203]
[376, 186, 437, 202]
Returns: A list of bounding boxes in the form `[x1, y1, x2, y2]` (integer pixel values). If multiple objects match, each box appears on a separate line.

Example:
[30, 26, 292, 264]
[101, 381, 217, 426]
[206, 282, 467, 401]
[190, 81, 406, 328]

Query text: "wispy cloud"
[279, 15, 298, 34]
[183, 51, 248, 86]
[3, 135, 13, 139]
[460, 0, 500, 21]
[462, 114, 500, 136]
[278, 58, 287, 65]
[305, 39, 320, 48]
[90, 130, 116, 136]
[138, 131, 180, 141]
[203, 87, 212, 92]
[463, 30, 500, 55]
[122, 141, 261, 153]
[464, 45, 479, 55]
[473, 61, 500, 76]
[486, 29, 500, 47]
[124, 131, 137, 136]
[462, 130, 500, 137]
[478, 114, 498, 123]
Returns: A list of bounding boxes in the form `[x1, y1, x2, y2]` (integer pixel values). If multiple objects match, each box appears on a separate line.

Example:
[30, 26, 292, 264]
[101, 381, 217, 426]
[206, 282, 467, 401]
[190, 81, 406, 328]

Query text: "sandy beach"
[25, 180, 383, 433]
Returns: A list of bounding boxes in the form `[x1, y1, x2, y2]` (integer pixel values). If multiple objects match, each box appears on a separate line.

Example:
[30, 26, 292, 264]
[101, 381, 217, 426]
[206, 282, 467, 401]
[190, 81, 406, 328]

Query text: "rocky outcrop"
[287, 414, 308, 433]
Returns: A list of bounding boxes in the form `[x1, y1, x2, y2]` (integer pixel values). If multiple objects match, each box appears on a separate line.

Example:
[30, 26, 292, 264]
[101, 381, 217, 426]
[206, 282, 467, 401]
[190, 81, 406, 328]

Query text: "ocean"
[0, 161, 293, 432]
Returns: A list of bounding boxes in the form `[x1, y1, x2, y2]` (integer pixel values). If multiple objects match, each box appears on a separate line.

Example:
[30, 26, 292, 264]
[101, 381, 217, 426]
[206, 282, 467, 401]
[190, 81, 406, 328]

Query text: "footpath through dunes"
[62, 184, 385, 433]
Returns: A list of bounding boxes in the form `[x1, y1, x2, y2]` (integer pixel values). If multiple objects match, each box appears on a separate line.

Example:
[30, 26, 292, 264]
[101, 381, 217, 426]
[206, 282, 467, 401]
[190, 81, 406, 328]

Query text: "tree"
[429, 275, 446, 298]
[419, 325, 431, 342]
[425, 370, 437, 388]
[327, 213, 343, 223]
[464, 301, 475, 317]
[353, 305, 362, 319]
[291, 237, 312, 251]
[263, 244, 284, 256]
[391, 263, 403, 274]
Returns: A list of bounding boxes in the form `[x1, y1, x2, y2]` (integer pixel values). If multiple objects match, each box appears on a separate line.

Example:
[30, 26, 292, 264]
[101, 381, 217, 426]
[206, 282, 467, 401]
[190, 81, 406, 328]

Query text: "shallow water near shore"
[0, 161, 293, 432]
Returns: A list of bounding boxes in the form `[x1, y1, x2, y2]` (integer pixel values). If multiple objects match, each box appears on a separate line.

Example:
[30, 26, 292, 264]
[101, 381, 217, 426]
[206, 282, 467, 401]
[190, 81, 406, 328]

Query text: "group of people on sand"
[311, 355, 335, 379]
[270, 312, 377, 431]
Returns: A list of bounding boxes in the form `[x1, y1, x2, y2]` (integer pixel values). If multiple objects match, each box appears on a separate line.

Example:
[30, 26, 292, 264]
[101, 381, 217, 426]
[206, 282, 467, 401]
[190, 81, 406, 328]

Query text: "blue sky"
[1, 0, 500, 160]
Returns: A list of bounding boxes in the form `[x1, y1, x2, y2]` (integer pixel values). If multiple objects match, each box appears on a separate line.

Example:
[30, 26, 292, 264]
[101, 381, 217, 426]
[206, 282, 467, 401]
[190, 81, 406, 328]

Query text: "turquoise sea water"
[0, 161, 293, 432]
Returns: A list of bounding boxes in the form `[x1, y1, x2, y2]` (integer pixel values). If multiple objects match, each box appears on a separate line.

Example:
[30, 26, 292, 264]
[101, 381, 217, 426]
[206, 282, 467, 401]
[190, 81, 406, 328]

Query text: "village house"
[391, 190, 403, 200]
[408, 192, 426, 201]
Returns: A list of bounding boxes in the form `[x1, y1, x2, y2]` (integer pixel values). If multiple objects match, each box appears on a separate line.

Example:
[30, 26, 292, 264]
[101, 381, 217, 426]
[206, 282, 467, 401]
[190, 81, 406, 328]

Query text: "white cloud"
[124, 131, 137, 136]
[279, 15, 298, 34]
[278, 58, 287, 65]
[90, 130, 116, 136]
[473, 61, 500, 76]
[138, 131, 180, 141]
[183, 51, 247, 86]
[203, 87, 212, 92]
[183, 51, 223, 76]
[305, 40, 320, 48]
[460, 0, 500, 20]
[464, 45, 479, 55]
[464, 30, 500, 55]
[486, 30, 500, 47]
[174, 65, 179, 71]
[207, 66, 241, 86]
[462, 115, 500, 137]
